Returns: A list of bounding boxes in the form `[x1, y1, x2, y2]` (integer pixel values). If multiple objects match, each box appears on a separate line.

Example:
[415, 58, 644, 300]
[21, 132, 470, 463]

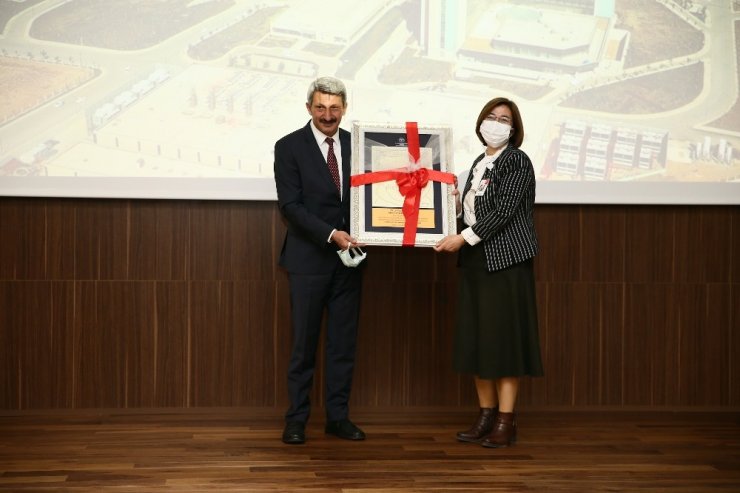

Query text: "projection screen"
[1, 0, 738, 204]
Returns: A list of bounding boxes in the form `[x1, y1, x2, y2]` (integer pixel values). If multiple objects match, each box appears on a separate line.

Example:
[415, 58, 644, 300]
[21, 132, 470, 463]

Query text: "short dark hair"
[474, 97, 524, 148]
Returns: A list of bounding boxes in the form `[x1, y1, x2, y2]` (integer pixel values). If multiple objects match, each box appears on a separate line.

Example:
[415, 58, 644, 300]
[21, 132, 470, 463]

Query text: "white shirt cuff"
[327, 228, 337, 243]
[461, 226, 482, 246]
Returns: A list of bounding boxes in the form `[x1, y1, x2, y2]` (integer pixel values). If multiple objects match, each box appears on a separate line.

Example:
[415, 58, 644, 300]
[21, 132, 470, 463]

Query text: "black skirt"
[453, 242, 544, 379]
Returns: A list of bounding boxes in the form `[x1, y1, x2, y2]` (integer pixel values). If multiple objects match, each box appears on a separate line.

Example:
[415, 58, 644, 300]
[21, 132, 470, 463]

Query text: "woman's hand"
[452, 176, 462, 215]
[433, 234, 465, 253]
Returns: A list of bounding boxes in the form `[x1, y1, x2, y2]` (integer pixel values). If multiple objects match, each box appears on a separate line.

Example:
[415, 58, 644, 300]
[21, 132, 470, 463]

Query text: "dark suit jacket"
[460, 146, 538, 272]
[274, 122, 352, 274]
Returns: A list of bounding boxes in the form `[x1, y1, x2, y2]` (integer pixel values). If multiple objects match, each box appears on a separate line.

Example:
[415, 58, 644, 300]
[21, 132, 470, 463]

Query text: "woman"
[433, 97, 543, 448]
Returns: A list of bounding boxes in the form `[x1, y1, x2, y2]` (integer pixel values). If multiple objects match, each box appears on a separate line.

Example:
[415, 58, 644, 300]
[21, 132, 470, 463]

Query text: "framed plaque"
[349, 121, 457, 247]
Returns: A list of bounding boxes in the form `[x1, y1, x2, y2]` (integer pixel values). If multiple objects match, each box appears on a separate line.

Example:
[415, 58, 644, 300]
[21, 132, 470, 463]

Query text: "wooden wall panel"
[187, 280, 279, 407]
[573, 283, 625, 406]
[354, 281, 414, 407]
[571, 283, 607, 406]
[3, 281, 75, 409]
[189, 202, 276, 281]
[624, 206, 675, 282]
[0, 282, 16, 407]
[394, 248, 440, 283]
[273, 277, 292, 411]
[189, 281, 245, 406]
[404, 281, 443, 406]
[533, 205, 581, 282]
[0, 281, 69, 409]
[599, 283, 625, 406]
[680, 284, 732, 406]
[362, 245, 396, 281]
[580, 207, 625, 282]
[674, 207, 733, 283]
[20, 282, 75, 409]
[731, 286, 740, 406]
[74, 281, 118, 408]
[541, 283, 578, 406]
[73, 281, 161, 407]
[73, 201, 129, 280]
[2, 281, 24, 407]
[517, 282, 549, 407]
[623, 284, 680, 406]
[0, 197, 737, 411]
[129, 202, 190, 281]
[237, 281, 279, 407]
[732, 209, 740, 283]
[0, 198, 46, 279]
[101, 281, 158, 407]
[430, 281, 463, 406]
[675, 284, 710, 406]
[537, 281, 629, 407]
[45, 201, 77, 280]
[153, 281, 189, 407]
[48, 282, 76, 408]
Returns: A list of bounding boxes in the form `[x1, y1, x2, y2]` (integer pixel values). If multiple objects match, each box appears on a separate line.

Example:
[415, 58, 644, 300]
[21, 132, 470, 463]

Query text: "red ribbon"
[351, 122, 455, 246]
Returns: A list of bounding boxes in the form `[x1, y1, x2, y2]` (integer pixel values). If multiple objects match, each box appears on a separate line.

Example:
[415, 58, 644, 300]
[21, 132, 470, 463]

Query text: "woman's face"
[484, 104, 513, 128]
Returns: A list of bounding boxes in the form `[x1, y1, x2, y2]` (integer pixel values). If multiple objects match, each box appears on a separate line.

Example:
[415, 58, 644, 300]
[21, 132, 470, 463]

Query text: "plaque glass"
[350, 122, 457, 247]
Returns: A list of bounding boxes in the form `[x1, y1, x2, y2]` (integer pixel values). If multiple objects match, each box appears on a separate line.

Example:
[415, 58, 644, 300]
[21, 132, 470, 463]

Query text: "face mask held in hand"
[337, 246, 366, 267]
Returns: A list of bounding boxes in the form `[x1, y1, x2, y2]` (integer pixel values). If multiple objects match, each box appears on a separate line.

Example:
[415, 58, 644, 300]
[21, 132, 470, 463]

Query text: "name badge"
[475, 179, 490, 196]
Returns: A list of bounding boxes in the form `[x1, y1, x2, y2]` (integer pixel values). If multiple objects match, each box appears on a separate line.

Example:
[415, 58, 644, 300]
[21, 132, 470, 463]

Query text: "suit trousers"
[285, 263, 362, 423]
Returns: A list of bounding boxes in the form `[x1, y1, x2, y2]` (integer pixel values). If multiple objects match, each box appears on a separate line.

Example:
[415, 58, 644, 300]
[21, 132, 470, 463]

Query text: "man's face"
[306, 92, 346, 136]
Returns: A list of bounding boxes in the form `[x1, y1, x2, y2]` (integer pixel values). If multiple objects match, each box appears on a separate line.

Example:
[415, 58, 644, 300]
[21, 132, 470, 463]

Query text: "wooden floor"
[1, 408, 739, 492]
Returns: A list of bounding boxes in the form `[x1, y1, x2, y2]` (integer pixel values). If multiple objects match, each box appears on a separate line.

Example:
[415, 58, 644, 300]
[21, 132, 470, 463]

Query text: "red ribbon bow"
[350, 122, 454, 246]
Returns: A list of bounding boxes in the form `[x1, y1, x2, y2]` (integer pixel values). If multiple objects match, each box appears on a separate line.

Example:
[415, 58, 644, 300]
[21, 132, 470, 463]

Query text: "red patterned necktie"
[325, 137, 340, 193]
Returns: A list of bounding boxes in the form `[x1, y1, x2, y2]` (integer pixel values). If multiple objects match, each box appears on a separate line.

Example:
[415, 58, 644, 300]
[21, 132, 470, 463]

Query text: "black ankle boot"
[456, 407, 498, 443]
[481, 411, 517, 448]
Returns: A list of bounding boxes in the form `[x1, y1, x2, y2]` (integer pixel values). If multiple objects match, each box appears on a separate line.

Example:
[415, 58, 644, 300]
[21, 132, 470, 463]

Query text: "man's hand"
[332, 230, 363, 250]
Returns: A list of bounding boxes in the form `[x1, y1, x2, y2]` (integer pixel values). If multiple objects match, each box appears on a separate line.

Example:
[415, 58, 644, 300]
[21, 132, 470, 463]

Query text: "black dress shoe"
[325, 419, 366, 440]
[282, 421, 305, 444]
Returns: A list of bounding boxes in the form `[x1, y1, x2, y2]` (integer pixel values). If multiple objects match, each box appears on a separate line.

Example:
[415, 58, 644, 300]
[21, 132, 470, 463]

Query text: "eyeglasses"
[485, 114, 512, 125]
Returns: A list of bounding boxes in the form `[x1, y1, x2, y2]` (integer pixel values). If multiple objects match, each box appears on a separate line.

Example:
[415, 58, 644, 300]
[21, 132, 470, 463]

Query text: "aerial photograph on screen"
[0, 0, 738, 195]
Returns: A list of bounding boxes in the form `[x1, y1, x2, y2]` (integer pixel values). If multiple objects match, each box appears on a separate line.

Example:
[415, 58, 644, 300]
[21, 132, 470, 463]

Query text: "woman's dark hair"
[474, 97, 524, 148]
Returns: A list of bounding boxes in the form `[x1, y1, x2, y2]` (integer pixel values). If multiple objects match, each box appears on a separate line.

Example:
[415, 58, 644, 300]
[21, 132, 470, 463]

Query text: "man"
[274, 76, 365, 445]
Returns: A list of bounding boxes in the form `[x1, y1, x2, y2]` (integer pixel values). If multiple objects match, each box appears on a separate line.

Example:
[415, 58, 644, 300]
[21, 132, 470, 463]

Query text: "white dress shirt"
[309, 120, 343, 197]
[309, 121, 344, 243]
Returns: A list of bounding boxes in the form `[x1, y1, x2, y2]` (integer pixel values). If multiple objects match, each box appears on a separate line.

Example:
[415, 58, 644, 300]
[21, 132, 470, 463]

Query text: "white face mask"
[337, 247, 366, 267]
[479, 119, 511, 148]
